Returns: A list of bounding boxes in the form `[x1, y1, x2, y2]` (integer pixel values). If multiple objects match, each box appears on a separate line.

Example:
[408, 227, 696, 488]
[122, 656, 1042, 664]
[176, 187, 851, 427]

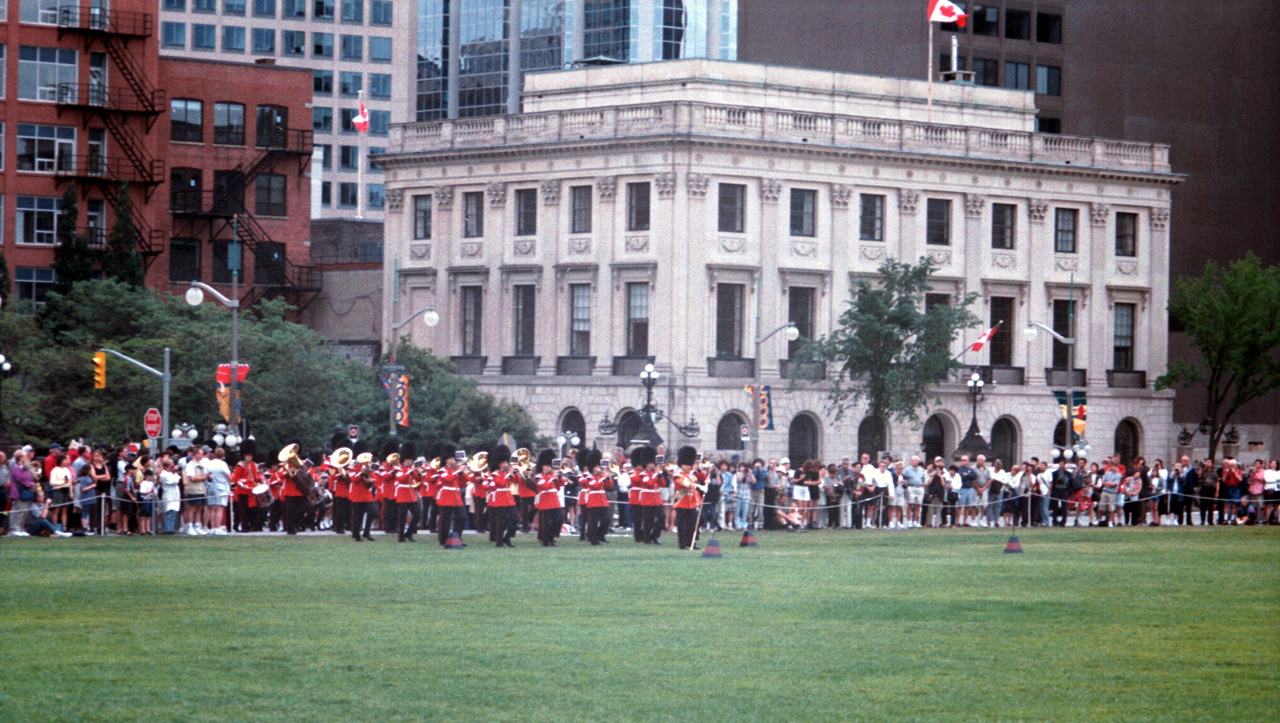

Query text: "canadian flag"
[969, 321, 1002, 352]
[353, 100, 369, 134]
[928, 0, 968, 27]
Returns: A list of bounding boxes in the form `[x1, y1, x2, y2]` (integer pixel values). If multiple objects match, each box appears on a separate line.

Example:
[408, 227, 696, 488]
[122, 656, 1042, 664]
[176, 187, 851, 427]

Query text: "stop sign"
[144, 408, 163, 439]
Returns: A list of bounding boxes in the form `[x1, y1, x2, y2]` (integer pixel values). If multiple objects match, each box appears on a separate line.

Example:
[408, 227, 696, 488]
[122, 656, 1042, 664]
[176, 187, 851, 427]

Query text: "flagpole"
[357, 90, 365, 220]
[927, 19, 934, 123]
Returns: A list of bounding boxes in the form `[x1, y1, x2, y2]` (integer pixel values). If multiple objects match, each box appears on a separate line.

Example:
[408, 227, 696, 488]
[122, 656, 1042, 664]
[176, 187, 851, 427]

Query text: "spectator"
[0, 451, 10, 535]
[23, 496, 74, 538]
[1149, 459, 1168, 525]
[732, 463, 752, 530]
[8, 449, 39, 535]
[47, 453, 74, 530]
[971, 455, 991, 527]
[75, 455, 97, 536]
[955, 454, 977, 527]
[159, 458, 183, 534]
[203, 448, 232, 536]
[749, 459, 767, 530]
[1263, 459, 1280, 525]
[986, 459, 1009, 528]
[1197, 459, 1218, 526]
[1049, 455, 1072, 527]
[183, 447, 210, 535]
[88, 450, 112, 535]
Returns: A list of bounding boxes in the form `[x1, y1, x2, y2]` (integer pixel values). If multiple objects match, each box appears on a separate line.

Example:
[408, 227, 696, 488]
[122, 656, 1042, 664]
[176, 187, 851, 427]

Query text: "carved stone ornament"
[436, 186, 454, 210]
[928, 249, 952, 265]
[625, 235, 650, 252]
[1151, 208, 1170, 231]
[831, 184, 854, 209]
[792, 241, 817, 257]
[596, 176, 617, 202]
[540, 180, 561, 206]
[461, 241, 483, 258]
[486, 181, 506, 207]
[654, 172, 677, 199]
[1117, 260, 1138, 276]
[568, 237, 591, 254]
[965, 194, 986, 218]
[409, 243, 431, 260]
[992, 253, 1016, 269]
[386, 188, 404, 212]
[1090, 202, 1110, 227]
[513, 240, 535, 256]
[686, 173, 711, 198]
[761, 180, 784, 204]
[1055, 256, 1079, 272]
[899, 189, 920, 215]
[720, 237, 746, 253]
[1029, 199, 1050, 223]
[860, 245, 886, 261]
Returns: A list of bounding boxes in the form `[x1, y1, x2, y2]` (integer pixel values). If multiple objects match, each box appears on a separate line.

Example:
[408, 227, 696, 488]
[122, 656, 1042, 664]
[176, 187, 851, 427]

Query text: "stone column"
[1025, 198, 1050, 385]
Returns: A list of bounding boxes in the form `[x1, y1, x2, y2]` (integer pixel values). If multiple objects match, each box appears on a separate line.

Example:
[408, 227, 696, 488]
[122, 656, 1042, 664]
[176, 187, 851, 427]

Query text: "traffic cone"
[446, 533, 464, 549]
[702, 539, 723, 558]
[1003, 535, 1023, 554]
[740, 530, 758, 547]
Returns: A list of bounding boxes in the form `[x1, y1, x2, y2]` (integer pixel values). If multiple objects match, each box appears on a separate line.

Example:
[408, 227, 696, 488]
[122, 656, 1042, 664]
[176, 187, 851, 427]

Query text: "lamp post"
[170, 423, 199, 451]
[1024, 321, 1089, 457]
[749, 322, 801, 463]
[384, 307, 440, 438]
[598, 362, 700, 448]
[555, 430, 581, 462]
[953, 369, 993, 460]
[186, 280, 240, 436]
[211, 423, 246, 450]
[0, 354, 12, 434]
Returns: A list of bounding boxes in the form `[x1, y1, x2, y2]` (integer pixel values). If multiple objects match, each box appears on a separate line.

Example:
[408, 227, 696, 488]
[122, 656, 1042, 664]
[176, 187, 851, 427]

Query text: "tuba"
[355, 452, 374, 467]
[514, 448, 533, 474]
[466, 451, 488, 473]
[279, 443, 304, 469]
[428, 457, 441, 470]
[385, 452, 401, 465]
[329, 447, 353, 470]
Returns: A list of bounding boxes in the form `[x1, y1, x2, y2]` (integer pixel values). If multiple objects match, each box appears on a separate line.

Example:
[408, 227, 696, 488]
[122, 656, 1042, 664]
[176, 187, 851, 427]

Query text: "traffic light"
[93, 352, 107, 389]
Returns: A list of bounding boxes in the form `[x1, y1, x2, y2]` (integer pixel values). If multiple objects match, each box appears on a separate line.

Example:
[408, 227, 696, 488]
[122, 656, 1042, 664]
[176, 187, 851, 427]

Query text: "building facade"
[379, 60, 1180, 465]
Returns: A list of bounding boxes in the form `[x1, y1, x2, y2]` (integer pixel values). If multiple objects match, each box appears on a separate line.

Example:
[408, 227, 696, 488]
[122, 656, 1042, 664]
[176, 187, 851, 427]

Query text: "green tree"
[52, 182, 96, 292]
[797, 256, 979, 433]
[100, 183, 146, 287]
[0, 250, 11, 305]
[1157, 252, 1280, 460]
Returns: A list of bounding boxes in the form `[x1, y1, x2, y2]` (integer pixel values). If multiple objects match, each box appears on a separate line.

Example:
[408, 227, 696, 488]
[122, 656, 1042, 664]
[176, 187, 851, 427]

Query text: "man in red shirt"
[435, 445, 468, 547]
[392, 443, 421, 542]
[485, 444, 519, 547]
[231, 443, 262, 532]
[673, 446, 706, 550]
[348, 443, 377, 541]
[580, 450, 615, 545]
[533, 449, 564, 546]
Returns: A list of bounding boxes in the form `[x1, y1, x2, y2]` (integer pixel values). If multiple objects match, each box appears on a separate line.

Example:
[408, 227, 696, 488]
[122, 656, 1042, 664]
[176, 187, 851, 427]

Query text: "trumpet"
[466, 451, 488, 473]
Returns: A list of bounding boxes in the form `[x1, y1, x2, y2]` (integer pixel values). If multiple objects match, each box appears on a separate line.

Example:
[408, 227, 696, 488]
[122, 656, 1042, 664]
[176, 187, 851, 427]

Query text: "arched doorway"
[1115, 419, 1140, 468]
[922, 414, 947, 463]
[559, 408, 587, 453]
[1054, 419, 1068, 448]
[716, 412, 747, 452]
[788, 414, 820, 464]
[991, 417, 1019, 470]
[857, 416, 886, 461]
[617, 410, 644, 448]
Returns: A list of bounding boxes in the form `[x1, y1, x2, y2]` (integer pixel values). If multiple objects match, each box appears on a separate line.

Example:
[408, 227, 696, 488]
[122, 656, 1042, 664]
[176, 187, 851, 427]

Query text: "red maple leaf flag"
[969, 321, 1002, 352]
[928, 0, 968, 27]
[353, 100, 369, 134]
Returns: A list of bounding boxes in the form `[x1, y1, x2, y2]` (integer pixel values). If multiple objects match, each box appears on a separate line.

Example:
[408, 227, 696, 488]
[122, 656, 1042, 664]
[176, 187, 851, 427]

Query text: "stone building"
[377, 60, 1181, 465]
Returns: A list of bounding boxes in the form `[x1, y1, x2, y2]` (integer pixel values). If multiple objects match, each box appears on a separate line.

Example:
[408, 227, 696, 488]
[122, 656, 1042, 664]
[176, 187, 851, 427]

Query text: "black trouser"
[518, 497, 535, 532]
[474, 498, 488, 533]
[396, 500, 422, 541]
[676, 507, 700, 549]
[763, 487, 779, 529]
[332, 497, 349, 534]
[489, 504, 517, 545]
[233, 495, 250, 531]
[350, 501, 376, 539]
[942, 491, 958, 527]
[645, 504, 664, 543]
[538, 508, 563, 545]
[1051, 489, 1070, 526]
[284, 496, 307, 535]
[1173, 495, 1192, 525]
[437, 504, 465, 546]
[632, 500, 645, 541]
[1198, 493, 1214, 525]
[423, 498, 437, 532]
[1029, 493, 1045, 526]
[585, 506, 609, 544]
[268, 499, 284, 531]
[380, 500, 396, 533]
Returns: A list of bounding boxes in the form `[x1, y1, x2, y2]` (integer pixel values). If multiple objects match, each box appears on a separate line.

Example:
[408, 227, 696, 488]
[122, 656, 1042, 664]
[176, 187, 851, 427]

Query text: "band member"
[267, 460, 285, 532]
[645, 452, 667, 544]
[435, 446, 468, 547]
[329, 432, 350, 535]
[484, 444, 519, 547]
[279, 445, 309, 536]
[629, 446, 659, 543]
[673, 446, 706, 550]
[421, 443, 440, 533]
[517, 452, 538, 533]
[231, 442, 263, 532]
[533, 450, 564, 546]
[349, 443, 377, 541]
[378, 442, 400, 535]
[393, 443, 421, 542]
[581, 450, 614, 545]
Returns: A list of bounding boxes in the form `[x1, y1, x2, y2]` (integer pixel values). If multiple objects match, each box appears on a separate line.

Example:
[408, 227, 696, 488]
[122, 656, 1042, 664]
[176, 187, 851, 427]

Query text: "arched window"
[991, 417, 1019, 470]
[788, 414, 820, 464]
[617, 410, 644, 448]
[922, 415, 947, 463]
[716, 412, 747, 451]
[857, 416, 886, 461]
[560, 408, 586, 452]
[1115, 419, 1140, 469]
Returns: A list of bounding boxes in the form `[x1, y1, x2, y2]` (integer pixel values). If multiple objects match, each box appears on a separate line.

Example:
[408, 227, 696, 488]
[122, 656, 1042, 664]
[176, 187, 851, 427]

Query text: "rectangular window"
[369, 73, 392, 99]
[371, 0, 392, 25]
[463, 191, 484, 237]
[859, 193, 885, 241]
[513, 284, 536, 356]
[715, 283, 745, 357]
[314, 0, 334, 20]
[627, 282, 649, 357]
[368, 110, 389, 135]
[314, 144, 331, 170]
[341, 0, 362, 22]
[926, 198, 951, 246]
[283, 30, 306, 55]
[1036, 116, 1061, 134]
[413, 194, 432, 239]
[312, 107, 332, 132]
[193, 23, 217, 49]
[339, 108, 356, 132]
[15, 196, 59, 245]
[15, 267, 58, 304]
[1054, 208, 1077, 253]
[367, 147, 384, 172]
[1003, 61, 1030, 90]
[1005, 9, 1031, 39]
[461, 286, 483, 356]
[224, 0, 246, 14]
[570, 185, 592, 234]
[162, 22, 187, 48]
[989, 296, 1014, 367]
[627, 182, 650, 232]
[1052, 299, 1075, 369]
[193, 0, 216, 10]
[16, 123, 75, 172]
[213, 169, 244, 212]
[1036, 65, 1061, 96]
[170, 99, 203, 143]
[320, 181, 332, 206]
[252, 28, 275, 54]
[17, 46, 77, 102]
[718, 183, 746, 234]
[1115, 212, 1138, 257]
[340, 34, 362, 60]
[223, 26, 246, 53]
[256, 105, 287, 147]
[790, 188, 817, 237]
[339, 71, 362, 96]
[991, 203, 1016, 249]
[515, 188, 537, 236]
[367, 184, 384, 209]
[972, 57, 999, 86]
[163, 0, 187, 9]
[284, 0, 305, 17]
[314, 70, 333, 95]
[171, 168, 201, 211]
[369, 36, 392, 63]
[1037, 13, 1062, 44]
[971, 5, 998, 36]
[788, 287, 815, 359]
[313, 32, 333, 57]
[256, 174, 287, 216]
[169, 239, 202, 283]
[1113, 303, 1135, 371]
[253, 241, 285, 286]
[569, 284, 591, 356]
[214, 102, 245, 145]
[338, 182, 359, 207]
[254, 0, 276, 15]
[339, 145, 358, 169]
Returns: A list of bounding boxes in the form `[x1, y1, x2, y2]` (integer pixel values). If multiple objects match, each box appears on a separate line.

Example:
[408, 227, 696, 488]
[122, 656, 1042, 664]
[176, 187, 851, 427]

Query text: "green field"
[1, 527, 1276, 723]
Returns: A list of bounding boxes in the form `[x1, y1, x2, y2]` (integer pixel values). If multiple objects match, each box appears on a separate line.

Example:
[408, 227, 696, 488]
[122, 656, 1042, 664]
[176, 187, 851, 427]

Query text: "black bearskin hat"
[353, 439, 371, 456]
[677, 445, 698, 467]
[584, 448, 603, 472]
[381, 440, 401, 460]
[537, 448, 555, 470]
[630, 446, 656, 468]
[239, 439, 258, 459]
[439, 443, 457, 461]
[330, 431, 348, 453]
[400, 442, 417, 461]
[491, 444, 511, 471]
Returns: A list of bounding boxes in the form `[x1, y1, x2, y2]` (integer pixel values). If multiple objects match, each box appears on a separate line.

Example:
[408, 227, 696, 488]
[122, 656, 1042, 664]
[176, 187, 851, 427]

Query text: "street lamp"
[598, 362, 700, 448]
[212, 423, 243, 449]
[749, 322, 801, 463]
[555, 430, 581, 461]
[383, 307, 440, 438]
[186, 280, 241, 437]
[953, 369, 994, 460]
[1024, 321, 1089, 456]
[0, 354, 13, 433]
[170, 423, 199, 450]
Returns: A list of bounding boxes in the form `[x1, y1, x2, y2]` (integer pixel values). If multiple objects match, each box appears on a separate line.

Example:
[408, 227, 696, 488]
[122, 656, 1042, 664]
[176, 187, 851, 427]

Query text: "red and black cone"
[740, 530, 758, 547]
[1003, 536, 1023, 554]
[446, 533, 464, 549]
[702, 539, 723, 558]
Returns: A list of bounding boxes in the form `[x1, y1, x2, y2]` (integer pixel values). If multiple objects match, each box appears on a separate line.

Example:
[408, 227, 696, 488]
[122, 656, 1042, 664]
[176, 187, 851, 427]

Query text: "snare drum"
[251, 483, 275, 508]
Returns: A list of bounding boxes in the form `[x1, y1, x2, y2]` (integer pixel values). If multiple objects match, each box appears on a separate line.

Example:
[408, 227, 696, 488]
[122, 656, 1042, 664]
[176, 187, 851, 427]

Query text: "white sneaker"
[55, 531, 73, 538]
[11, 530, 30, 537]
[186, 526, 200, 536]
[213, 528, 228, 536]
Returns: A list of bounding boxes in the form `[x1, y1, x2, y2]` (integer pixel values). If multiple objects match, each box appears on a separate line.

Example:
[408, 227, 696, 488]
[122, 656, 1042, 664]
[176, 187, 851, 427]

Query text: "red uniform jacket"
[435, 468, 464, 507]
[486, 470, 517, 507]
[534, 473, 564, 510]
[393, 466, 419, 503]
[332, 469, 350, 499]
[673, 470, 704, 510]
[583, 473, 614, 509]
[232, 462, 260, 497]
[349, 471, 376, 504]
[419, 467, 438, 499]
[639, 470, 664, 506]
[281, 467, 306, 498]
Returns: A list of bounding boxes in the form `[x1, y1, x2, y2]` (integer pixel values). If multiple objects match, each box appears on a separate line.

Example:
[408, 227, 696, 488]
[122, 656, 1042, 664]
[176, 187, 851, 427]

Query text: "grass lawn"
[1, 527, 1276, 723]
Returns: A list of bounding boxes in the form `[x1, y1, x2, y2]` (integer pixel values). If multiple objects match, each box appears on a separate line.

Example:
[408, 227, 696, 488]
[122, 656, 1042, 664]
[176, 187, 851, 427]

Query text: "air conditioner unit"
[40, 9, 60, 24]
[36, 158, 56, 172]
[37, 85, 59, 102]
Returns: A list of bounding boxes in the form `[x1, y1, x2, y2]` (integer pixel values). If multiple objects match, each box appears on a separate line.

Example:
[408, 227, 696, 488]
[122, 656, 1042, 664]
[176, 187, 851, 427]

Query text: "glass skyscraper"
[417, 0, 738, 120]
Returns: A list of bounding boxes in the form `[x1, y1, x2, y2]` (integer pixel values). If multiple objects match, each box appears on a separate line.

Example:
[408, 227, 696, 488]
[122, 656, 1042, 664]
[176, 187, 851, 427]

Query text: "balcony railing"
[1107, 370, 1147, 388]
[501, 356, 541, 376]
[612, 355, 655, 377]
[450, 356, 487, 375]
[56, 83, 166, 114]
[58, 5, 154, 37]
[1045, 368, 1087, 387]
[556, 356, 595, 376]
[707, 357, 755, 378]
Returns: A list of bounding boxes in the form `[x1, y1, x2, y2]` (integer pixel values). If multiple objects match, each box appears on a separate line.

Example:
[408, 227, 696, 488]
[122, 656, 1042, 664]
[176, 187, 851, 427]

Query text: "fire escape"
[54, 5, 165, 267]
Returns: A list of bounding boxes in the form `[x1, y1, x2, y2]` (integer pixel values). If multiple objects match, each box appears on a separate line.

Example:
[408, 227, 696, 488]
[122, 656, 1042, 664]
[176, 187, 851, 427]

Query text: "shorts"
[791, 485, 810, 502]
[659, 487, 672, 503]
[906, 486, 924, 505]
[957, 488, 976, 507]
[977, 490, 990, 506]
[51, 488, 71, 505]
[1223, 486, 1242, 503]
[1098, 491, 1117, 512]
[187, 494, 207, 507]
[1265, 490, 1280, 503]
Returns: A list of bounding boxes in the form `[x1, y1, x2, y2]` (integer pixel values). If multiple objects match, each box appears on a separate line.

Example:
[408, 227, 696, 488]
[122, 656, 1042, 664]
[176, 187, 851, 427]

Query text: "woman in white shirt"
[1149, 459, 1169, 525]
[1262, 459, 1280, 525]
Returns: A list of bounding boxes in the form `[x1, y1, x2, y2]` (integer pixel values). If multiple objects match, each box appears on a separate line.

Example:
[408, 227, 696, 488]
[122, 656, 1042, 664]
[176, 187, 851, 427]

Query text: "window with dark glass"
[461, 286, 482, 356]
[369, 37, 391, 63]
[340, 34, 362, 60]
[513, 285, 536, 356]
[788, 287, 815, 359]
[1036, 13, 1062, 44]
[1036, 116, 1061, 134]
[627, 182, 650, 231]
[463, 191, 484, 237]
[169, 238, 201, 282]
[972, 57, 999, 86]
[371, 0, 392, 24]
[369, 73, 391, 98]
[1052, 299, 1075, 369]
[214, 102, 245, 145]
[224, 0, 246, 15]
[413, 194, 432, 239]
[569, 284, 591, 356]
[790, 188, 816, 237]
[254, 0, 276, 15]
[989, 296, 1014, 366]
[222, 26, 246, 52]
[926, 199, 951, 245]
[256, 105, 287, 147]
[340, 0, 362, 22]
[1054, 208, 1077, 253]
[1115, 212, 1137, 257]
[170, 167, 201, 211]
[715, 283, 744, 357]
[992, 203, 1016, 249]
[213, 169, 243, 213]
[255, 173, 286, 216]
[859, 194, 884, 241]
[312, 107, 332, 132]
[284, 0, 305, 16]
[1036, 65, 1061, 96]
[515, 188, 537, 236]
[338, 181, 358, 207]
[718, 183, 746, 233]
[627, 282, 649, 357]
[314, 0, 334, 20]
[339, 145, 358, 170]
[1113, 303, 1135, 371]
[1005, 9, 1031, 39]
[570, 185, 592, 234]
[314, 69, 333, 95]
[170, 99, 203, 142]
[252, 28, 275, 54]
[283, 30, 305, 55]
[1004, 61, 1030, 90]
[253, 241, 286, 285]
[313, 32, 333, 57]
[971, 5, 998, 36]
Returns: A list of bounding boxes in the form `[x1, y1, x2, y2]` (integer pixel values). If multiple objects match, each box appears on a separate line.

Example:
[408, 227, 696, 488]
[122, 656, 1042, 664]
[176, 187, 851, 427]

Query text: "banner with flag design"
[968, 321, 1002, 353]
[381, 374, 410, 427]
[745, 384, 775, 431]
[215, 364, 250, 423]
[353, 100, 369, 134]
[1053, 390, 1087, 443]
